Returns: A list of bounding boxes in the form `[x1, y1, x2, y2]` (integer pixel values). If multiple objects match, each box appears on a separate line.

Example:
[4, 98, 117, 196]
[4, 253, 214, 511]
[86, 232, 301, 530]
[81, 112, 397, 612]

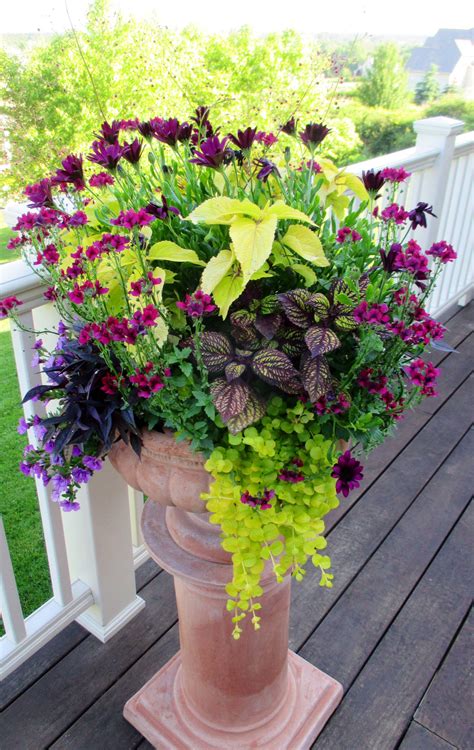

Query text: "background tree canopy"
[0, 0, 472, 197]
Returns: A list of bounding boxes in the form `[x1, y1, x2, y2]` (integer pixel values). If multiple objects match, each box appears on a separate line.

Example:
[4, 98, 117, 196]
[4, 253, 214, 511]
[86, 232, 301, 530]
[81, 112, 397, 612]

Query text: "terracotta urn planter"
[109, 431, 343, 749]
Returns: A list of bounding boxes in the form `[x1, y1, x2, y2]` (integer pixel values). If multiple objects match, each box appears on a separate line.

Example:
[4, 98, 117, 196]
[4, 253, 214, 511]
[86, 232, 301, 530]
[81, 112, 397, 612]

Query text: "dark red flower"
[189, 136, 229, 169]
[331, 450, 364, 497]
[24, 179, 54, 208]
[228, 127, 257, 151]
[87, 140, 124, 170]
[407, 202, 436, 230]
[122, 138, 144, 164]
[299, 122, 330, 150]
[281, 117, 297, 135]
[255, 158, 280, 182]
[51, 154, 85, 190]
[95, 120, 121, 144]
[361, 169, 385, 198]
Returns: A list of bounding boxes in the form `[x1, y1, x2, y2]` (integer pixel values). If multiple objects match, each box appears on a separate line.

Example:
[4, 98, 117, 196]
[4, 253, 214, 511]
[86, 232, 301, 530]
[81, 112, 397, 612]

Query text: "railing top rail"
[0, 259, 46, 310]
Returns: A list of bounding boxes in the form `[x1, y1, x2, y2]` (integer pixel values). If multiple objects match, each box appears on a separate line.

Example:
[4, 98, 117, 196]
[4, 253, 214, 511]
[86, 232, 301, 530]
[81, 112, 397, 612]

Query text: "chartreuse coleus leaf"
[281, 224, 329, 267]
[336, 172, 369, 203]
[201, 249, 234, 294]
[229, 215, 278, 283]
[212, 268, 245, 319]
[148, 241, 205, 266]
[187, 196, 262, 224]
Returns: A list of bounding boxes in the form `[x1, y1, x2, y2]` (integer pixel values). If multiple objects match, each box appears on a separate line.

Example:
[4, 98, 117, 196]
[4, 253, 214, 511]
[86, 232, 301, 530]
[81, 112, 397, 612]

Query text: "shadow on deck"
[1, 303, 473, 750]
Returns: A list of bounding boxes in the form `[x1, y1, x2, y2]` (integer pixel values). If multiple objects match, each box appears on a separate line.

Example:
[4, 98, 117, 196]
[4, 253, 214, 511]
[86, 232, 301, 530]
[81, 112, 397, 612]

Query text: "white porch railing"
[1, 116, 473, 680]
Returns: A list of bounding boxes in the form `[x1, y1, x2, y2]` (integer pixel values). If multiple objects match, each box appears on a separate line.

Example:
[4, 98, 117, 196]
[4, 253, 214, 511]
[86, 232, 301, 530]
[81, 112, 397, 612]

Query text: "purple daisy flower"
[189, 136, 229, 169]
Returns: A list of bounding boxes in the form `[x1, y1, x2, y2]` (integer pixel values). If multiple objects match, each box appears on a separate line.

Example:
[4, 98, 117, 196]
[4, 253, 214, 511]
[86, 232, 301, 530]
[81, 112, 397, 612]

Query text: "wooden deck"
[1, 302, 473, 750]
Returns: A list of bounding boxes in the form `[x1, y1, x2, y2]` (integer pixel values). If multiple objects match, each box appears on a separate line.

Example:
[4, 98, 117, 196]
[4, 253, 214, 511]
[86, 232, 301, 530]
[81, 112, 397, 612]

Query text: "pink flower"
[353, 302, 390, 325]
[426, 241, 457, 264]
[380, 167, 411, 183]
[176, 290, 216, 317]
[110, 208, 153, 229]
[89, 172, 115, 188]
[381, 203, 409, 225]
[42, 244, 60, 264]
[255, 131, 278, 147]
[0, 296, 23, 318]
[336, 226, 362, 243]
[405, 359, 440, 397]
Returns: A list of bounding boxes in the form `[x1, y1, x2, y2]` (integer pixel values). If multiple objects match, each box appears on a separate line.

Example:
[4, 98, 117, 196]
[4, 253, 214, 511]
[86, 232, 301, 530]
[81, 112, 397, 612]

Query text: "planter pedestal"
[123, 501, 343, 749]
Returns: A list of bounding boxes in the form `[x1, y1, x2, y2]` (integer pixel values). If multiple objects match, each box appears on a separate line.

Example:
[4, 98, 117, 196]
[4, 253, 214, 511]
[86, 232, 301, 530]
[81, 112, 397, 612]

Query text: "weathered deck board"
[414, 608, 474, 749]
[399, 722, 457, 750]
[312, 502, 473, 749]
[1, 302, 472, 750]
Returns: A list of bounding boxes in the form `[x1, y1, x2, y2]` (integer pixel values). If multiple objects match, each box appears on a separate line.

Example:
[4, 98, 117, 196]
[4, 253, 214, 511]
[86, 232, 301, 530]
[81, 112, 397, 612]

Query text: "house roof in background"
[408, 28, 474, 73]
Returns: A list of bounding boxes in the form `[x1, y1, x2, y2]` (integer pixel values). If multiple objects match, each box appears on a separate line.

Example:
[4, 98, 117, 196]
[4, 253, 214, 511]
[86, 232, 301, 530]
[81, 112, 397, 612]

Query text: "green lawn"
[0, 223, 17, 263]
[0, 319, 52, 636]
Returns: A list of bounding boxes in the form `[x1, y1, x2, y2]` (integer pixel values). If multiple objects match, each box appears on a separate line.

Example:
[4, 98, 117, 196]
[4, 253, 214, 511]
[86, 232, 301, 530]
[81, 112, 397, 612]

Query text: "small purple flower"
[407, 202, 436, 230]
[19, 461, 32, 476]
[51, 474, 70, 502]
[68, 211, 88, 227]
[331, 450, 364, 497]
[71, 445, 83, 458]
[17, 417, 28, 435]
[43, 440, 55, 454]
[60, 500, 81, 512]
[32, 415, 47, 441]
[57, 321, 68, 336]
[379, 243, 400, 273]
[82, 455, 103, 471]
[176, 291, 215, 317]
[71, 467, 91, 484]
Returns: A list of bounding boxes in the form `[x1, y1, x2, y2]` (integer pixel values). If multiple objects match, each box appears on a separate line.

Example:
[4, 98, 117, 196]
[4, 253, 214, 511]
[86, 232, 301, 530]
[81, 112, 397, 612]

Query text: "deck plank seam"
[295, 426, 473, 655]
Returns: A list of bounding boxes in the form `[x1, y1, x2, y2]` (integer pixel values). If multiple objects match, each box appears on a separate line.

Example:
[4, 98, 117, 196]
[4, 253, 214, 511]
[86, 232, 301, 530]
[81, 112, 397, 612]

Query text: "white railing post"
[60, 463, 145, 641]
[0, 517, 27, 644]
[413, 116, 465, 248]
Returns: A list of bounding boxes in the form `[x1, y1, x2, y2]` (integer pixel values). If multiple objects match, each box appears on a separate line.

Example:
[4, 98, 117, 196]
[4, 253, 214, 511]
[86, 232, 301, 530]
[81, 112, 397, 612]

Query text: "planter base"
[124, 649, 342, 750]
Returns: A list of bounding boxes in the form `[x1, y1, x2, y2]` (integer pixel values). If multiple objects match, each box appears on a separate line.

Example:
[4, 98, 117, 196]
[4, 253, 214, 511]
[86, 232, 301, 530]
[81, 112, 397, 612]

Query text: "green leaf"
[213, 270, 245, 319]
[200, 249, 234, 294]
[186, 196, 261, 224]
[149, 241, 205, 266]
[292, 264, 317, 287]
[305, 326, 341, 357]
[341, 172, 370, 202]
[229, 215, 278, 282]
[281, 224, 329, 267]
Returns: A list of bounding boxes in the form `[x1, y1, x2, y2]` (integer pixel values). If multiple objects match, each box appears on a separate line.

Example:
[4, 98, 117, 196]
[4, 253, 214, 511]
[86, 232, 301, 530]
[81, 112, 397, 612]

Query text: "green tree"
[359, 43, 409, 108]
[415, 64, 440, 104]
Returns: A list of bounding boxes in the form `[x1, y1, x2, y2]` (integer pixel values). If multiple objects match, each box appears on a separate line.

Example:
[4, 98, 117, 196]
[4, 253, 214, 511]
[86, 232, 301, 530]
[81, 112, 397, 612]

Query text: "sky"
[1, 0, 472, 38]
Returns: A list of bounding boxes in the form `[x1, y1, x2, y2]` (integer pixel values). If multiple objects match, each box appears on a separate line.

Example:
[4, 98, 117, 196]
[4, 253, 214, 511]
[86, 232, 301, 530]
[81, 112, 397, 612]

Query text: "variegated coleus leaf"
[210, 378, 250, 422]
[305, 326, 341, 357]
[301, 354, 332, 402]
[200, 332, 234, 373]
[254, 312, 282, 340]
[226, 390, 267, 434]
[230, 309, 260, 350]
[260, 294, 280, 315]
[251, 349, 302, 394]
[278, 327, 306, 358]
[277, 289, 314, 328]
[334, 313, 358, 332]
[308, 292, 330, 320]
[329, 278, 360, 314]
[225, 362, 247, 382]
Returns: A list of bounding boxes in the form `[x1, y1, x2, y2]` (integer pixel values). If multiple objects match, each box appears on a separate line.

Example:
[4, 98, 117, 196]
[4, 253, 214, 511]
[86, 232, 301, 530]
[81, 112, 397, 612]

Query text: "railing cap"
[414, 116, 465, 137]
